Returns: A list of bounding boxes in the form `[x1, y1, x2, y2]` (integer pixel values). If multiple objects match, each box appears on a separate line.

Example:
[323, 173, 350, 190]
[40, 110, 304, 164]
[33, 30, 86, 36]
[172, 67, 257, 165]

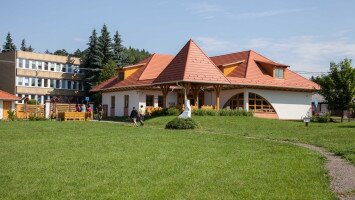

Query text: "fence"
[16, 104, 45, 119]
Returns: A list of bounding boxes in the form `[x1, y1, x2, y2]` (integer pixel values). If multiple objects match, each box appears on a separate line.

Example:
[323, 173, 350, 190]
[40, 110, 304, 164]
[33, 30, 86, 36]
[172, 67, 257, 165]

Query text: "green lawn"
[1, 116, 353, 199]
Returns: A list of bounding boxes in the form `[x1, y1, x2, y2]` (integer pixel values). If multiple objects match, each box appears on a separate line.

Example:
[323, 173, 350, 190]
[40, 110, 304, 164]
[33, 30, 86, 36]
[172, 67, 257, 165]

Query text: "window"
[31, 60, 36, 69]
[248, 93, 275, 113]
[146, 95, 154, 107]
[111, 96, 115, 108]
[62, 64, 67, 72]
[44, 62, 49, 70]
[56, 80, 61, 89]
[17, 77, 24, 86]
[50, 63, 55, 71]
[30, 78, 36, 87]
[118, 72, 124, 80]
[24, 77, 29, 86]
[43, 79, 48, 87]
[50, 79, 55, 88]
[55, 63, 61, 72]
[224, 93, 244, 109]
[37, 78, 42, 87]
[38, 62, 43, 70]
[18, 59, 24, 68]
[61, 80, 66, 89]
[67, 81, 72, 89]
[73, 81, 77, 90]
[67, 64, 72, 73]
[124, 95, 129, 108]
[158, 96, 164, 107]
[78, 82, 82, 91]
[275, 68, 284, 79]
[25, 60, 30, 69]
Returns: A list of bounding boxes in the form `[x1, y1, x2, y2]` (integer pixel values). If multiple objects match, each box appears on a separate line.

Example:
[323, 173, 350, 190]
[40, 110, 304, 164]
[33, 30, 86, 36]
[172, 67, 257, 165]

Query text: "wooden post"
[213, 84, 222, 111]
[191, 85, 201, 107]
[182, 83, 191, 101]
[160, 85, 170, 108]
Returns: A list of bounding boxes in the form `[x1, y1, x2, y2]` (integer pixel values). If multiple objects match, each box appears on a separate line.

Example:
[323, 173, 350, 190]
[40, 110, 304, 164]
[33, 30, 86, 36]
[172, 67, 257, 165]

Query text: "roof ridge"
[189, 39, 230, 83]
[210, 50, 252, 58]
[244, 51, 252, 78]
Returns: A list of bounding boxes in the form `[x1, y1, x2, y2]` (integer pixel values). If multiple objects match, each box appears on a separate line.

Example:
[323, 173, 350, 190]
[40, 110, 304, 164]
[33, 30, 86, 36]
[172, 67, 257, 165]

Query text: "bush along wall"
[150, 107, 181, 117]
[165, 118, 200, 129]
[192, 108, 253, 117]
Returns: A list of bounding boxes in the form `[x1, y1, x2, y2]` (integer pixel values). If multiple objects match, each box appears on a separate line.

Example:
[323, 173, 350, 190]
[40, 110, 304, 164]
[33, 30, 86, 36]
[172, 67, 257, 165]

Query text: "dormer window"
[118, 71, 124, 80]
[274, 67, 284, 79]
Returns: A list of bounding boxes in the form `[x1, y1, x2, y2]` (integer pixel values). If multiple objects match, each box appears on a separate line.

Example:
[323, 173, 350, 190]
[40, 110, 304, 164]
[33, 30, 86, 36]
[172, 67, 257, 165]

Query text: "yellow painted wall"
[124, 67, 140, 78]
[223, 65, 237, 76]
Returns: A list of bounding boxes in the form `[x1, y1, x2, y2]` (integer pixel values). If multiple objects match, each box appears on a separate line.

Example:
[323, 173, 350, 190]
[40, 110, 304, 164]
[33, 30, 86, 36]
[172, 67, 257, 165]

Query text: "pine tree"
[27, 45, 34, 52]
[98, 24, 113, 65]
[98, 59, 118, 82]
[20, 39, 27, 51]
[45, 49, 52, 54]
[86, 29, 102, 69]
[72, 49, 84, 58]
[112, 31, 127, 66]
[53, 49, 69, 56]
[2, 32, 16, 52]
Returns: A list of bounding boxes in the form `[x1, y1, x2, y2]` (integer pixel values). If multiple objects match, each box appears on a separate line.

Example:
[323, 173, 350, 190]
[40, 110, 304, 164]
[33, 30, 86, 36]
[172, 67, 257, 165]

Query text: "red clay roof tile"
[0, 90, 20, 100]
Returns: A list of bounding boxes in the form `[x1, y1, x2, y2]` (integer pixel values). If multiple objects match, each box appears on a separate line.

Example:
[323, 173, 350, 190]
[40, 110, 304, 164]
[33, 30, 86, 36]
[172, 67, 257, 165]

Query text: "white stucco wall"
[102, 90, 177, 117]
[205, 88, 312, 120]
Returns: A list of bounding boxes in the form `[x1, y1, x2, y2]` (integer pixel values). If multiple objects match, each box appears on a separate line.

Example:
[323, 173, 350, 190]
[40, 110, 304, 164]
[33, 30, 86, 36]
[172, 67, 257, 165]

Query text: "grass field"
[0, 117, 353, 199]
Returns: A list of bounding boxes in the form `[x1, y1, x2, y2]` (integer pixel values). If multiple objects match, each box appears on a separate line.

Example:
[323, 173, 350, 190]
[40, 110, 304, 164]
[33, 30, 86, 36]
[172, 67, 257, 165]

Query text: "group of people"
[75, 103, 92, 113]
[130, 105, 145, 126]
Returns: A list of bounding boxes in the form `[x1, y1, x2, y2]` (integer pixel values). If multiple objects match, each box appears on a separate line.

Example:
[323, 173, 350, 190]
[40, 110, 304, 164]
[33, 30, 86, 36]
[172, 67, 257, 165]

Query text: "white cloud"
[235, 8, 314, 19]
[195, 36, 231, 52]
[186, 3, 224, 20]
[195, 34, 355, 76]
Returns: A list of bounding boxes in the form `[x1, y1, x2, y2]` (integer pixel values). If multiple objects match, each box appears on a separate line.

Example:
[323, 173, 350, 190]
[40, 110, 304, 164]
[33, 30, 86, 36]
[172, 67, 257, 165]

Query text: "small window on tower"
[275, 67, 284, 79]
[118, 72, 124, 80]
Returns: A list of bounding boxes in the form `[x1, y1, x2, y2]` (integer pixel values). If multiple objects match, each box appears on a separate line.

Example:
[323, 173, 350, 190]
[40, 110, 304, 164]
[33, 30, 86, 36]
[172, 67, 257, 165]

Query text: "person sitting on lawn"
[138, 105, 145, 126]
[130, 107, 139, 127]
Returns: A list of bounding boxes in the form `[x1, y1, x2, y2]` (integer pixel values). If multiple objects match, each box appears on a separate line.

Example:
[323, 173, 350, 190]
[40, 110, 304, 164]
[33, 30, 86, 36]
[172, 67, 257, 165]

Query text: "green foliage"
[311, 113, 330, 123]
[151, 107, 181, 117]
[72, 49, 84, 58]
[123, 46, 150, 65]
[28, 114, 47, 121]
[2, 32, 16, 52]
[192, 108, 253, 116]
[98, 24, 113, 65]
[6, 110, 16, 121]
[27, 99, 39, 105]
[315, 59, 355, 122]
[98, 59, 117, 82]
[165, 117, 200, 129]
[20, 39, 34, 52]
[112, 31, 126, 66]
[53, 49, 69, 56]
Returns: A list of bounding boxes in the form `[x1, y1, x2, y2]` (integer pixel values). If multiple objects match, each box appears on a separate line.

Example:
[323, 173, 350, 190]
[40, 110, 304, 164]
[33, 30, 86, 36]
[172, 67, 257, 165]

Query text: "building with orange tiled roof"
[0, 89, 20, 120]
[91, 39, 319, 120]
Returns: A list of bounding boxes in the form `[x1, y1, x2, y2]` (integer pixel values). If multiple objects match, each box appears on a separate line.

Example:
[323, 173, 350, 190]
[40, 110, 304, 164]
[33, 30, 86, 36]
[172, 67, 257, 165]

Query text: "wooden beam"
[191, 84, 201, 107]
[213, 84, 222, 111]
[160, 84, 170, 108]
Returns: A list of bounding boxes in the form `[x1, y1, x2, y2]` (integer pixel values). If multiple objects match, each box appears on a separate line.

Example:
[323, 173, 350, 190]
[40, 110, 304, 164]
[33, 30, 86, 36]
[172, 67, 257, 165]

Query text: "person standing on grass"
[81, 104, 86, 112]
[138, 105, 145, 126]
[97, 104, 103, 121]
[130, 107, 139, 127]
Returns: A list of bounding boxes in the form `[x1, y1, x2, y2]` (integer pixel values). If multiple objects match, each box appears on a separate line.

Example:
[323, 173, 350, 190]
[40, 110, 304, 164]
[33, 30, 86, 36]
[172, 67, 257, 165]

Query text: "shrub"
[165, 117, 200, 129]
[311, 113, 330, 123]
[7, 110, 16, 121]
[151, 107, 181, 117]
[28, 114, 47, 121]
[27, 99, 39, 105]
[192, 108, 253, 117]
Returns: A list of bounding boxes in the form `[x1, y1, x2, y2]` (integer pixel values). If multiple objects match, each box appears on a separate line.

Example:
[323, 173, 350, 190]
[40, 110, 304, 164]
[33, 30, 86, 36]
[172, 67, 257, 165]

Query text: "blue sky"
[1, 0, 354, 75]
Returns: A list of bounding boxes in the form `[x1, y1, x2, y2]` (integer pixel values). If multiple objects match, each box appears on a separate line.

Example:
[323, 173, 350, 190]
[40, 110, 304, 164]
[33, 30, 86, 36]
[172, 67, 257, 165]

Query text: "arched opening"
[248, 93, 276, 113]
[223, 92, 278, 118]
[223, 93, 244, 109]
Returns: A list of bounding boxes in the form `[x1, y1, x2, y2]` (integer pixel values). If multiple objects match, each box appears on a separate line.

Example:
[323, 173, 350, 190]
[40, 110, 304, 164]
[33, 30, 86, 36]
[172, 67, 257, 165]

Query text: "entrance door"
[110, 96, 115, 117]
[124, 95, 129, 116]
[3, 101, 12, 120]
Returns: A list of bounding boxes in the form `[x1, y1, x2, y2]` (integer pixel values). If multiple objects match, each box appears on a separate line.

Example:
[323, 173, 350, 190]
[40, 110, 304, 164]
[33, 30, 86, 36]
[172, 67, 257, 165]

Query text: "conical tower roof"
[153, 39, 230, 84]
